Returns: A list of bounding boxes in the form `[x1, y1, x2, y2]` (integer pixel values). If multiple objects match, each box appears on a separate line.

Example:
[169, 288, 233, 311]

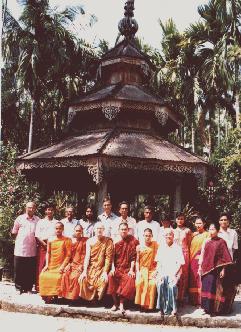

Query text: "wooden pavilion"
[16, 0, 207, 217]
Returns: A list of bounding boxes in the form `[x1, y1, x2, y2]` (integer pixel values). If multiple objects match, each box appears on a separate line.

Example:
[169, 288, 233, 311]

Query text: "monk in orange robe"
[135, 228, 158, 311]
[78, 222, 113, 302]
[60, 224, 87, 301]
[107, 222, 139, 314]
[39, 222, 71, 303]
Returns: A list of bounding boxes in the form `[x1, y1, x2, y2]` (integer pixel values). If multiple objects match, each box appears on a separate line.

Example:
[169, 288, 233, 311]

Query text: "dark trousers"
[14, 255, 36, 292]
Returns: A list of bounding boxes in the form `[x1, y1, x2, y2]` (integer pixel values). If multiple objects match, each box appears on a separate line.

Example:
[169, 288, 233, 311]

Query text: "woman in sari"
[39, 222, 72, 303]
[135, 228, 158, 311]
[173, 213, 192, 304]
[199, 223, 233, 316]
[189, 216, 209, 306]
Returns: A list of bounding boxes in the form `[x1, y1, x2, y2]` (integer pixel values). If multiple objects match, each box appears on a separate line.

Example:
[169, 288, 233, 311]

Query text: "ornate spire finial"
[118, 0, 138, 41]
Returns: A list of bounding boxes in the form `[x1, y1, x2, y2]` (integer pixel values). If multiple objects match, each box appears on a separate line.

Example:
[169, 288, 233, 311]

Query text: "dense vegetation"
[1, 0, 240, 267]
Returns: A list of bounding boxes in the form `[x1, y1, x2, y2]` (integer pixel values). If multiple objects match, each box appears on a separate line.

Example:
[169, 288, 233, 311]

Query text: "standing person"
[78, 222, 113, 303]
[78, 205, 96, 238]
[159, 215, 173, 245]
[173, 213, 192, 304]
[199, 223, 233, 316]
[111, 201, 137, 242]
[97, 197, 118, 237]
[155, 228, 184, 316]
[135, 228, 158, 311]
[11, 202, 39, 294]
[35, 203, 58, 292]
[136, 206, 160, 243]
[39, 222, 72, 303]
[60, 225, 87, 302]
[189, 216, 209, 306]
[60, 206, 78, 238]
[107, 223, 139, 314]
[218, 213, 239, 313]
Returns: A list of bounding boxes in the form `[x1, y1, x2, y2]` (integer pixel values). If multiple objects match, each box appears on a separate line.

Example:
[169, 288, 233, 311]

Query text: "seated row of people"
[38, 220, 234, 317]
[12, 200, 238, 316]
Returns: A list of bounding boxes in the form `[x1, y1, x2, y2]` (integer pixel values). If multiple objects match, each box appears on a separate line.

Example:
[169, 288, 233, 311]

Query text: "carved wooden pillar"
[173, 176, 182, 219]
[97, 180, 108, 215]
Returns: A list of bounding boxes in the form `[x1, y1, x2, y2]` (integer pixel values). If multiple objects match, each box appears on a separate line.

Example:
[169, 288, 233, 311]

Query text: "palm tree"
[2, 0, 97, 151]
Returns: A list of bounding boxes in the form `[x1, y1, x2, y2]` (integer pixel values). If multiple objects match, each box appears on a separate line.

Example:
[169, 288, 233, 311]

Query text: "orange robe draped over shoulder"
[61, 237, 87, 300]
[107, 235, 139, 300]
[79, 237, 113, 301]
[135, 241, 158, 309]
[39, 236, 71, 296]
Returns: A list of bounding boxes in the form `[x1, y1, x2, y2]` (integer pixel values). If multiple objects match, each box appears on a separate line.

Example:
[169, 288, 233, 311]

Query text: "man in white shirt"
[111, 201, 137, 242]
[155, 228, 184, 316]
[218, 212, 239, 313]
[136, 206, 160, 243]
[12, 202, 40, 294]
[60, 206, 78, 238]
[97, 197, 118, 237]
[218, 213, 238, 260]
[35, 203, 58, 291]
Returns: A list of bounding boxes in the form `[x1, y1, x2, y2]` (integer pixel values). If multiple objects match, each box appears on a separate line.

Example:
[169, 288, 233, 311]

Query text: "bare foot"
[119, 303, 126, 316]
[170, 310, 177, 316]
[110, 305, 118, 311]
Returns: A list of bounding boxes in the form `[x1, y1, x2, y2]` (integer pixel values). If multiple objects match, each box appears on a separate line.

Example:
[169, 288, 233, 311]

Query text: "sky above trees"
[8, 0, 208, 48]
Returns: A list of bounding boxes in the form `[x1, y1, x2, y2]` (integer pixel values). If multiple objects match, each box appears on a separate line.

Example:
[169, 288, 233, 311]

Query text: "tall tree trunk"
[235, 91, 240, 129]
[217, 108, 221, 147]
[191, 121, 195, 153]
[28, 99, 35, 152]
[234, 62, 240, 128]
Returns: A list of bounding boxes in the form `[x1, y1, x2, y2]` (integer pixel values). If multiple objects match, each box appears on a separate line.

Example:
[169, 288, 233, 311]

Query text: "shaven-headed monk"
[60, 225, 88, 301]
[39, 222, 72, 303]
[135, 228, 158, 311]
[78, 222, 113, 302]
[107, 223, 139, 314]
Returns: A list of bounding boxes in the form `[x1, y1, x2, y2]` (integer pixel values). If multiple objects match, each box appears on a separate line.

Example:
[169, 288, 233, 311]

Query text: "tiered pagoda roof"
[17, 0, 207, 185]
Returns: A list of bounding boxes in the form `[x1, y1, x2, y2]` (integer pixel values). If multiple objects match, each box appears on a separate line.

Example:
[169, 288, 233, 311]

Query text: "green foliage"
[0, 143, 42, 267]
[2, 2, 98, 151]
[198, 129, 241, 233]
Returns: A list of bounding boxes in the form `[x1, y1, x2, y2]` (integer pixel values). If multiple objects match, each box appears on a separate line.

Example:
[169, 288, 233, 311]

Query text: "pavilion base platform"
[1, 282, 240, 328]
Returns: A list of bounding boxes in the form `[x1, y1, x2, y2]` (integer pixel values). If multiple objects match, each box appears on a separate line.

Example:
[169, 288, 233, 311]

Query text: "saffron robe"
[189, 231, 209, 305]
[135, 241, 158, 309]
[107, 235, 139, 300]
[39, 236, 71, 296]
[199, 237, 233, 314]
[60, 237, 87, 300]
[79, 237, 113, 301]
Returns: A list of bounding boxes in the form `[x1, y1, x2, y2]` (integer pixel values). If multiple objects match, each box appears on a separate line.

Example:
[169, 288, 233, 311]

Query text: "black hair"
[119, 201, 129, 209]
[118, 222, 129, 229]
[219, 212, 231, 222]
[209, 222, 220, 232]
[144, 228, 153, 235]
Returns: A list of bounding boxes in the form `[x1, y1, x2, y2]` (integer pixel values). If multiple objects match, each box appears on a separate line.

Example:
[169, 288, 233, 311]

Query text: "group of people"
[11, 198, 238, 317]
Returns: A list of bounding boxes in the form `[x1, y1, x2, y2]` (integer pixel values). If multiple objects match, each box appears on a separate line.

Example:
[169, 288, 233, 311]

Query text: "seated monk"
[39, 222, 71, 303]
[78, 222, 113, 302]
[135, 228, 158, 311]
[60, 224, 88, 301]
[107, 222, 139, 314]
